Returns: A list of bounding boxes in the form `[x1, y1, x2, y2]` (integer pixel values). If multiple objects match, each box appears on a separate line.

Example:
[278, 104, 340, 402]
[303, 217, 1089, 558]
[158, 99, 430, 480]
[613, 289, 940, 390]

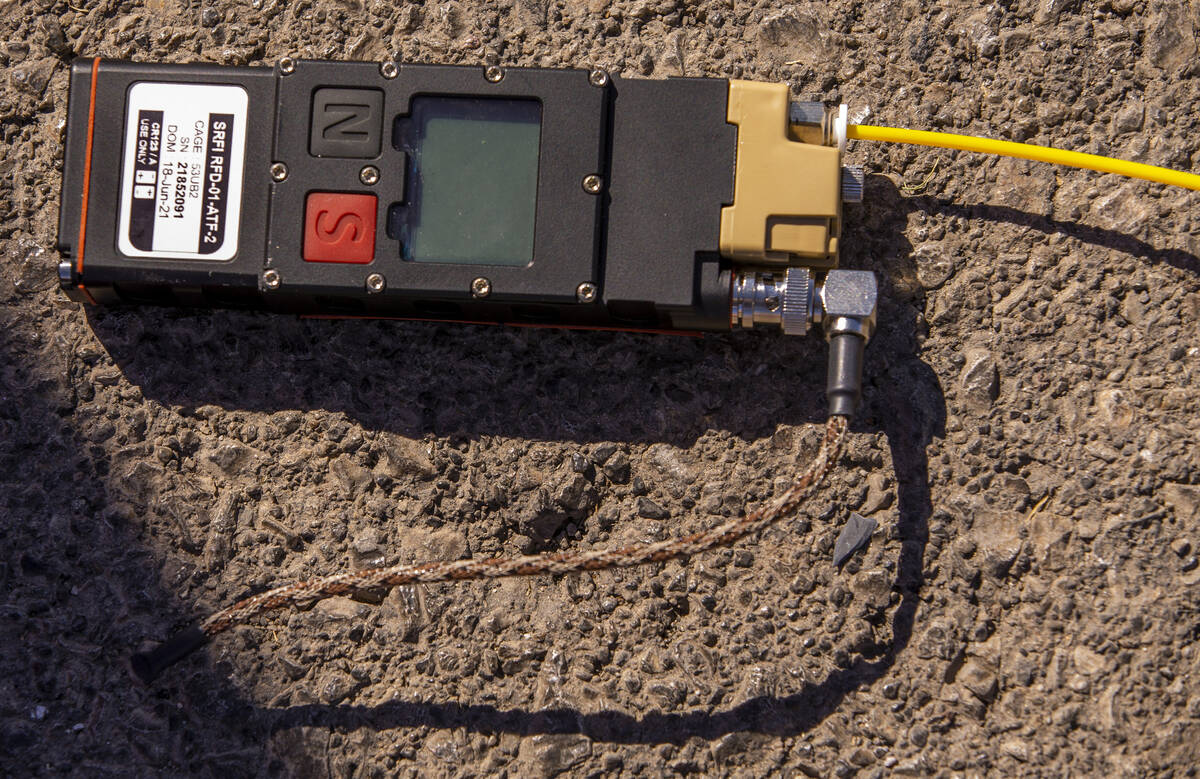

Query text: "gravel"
[1, 0, 1199, 775]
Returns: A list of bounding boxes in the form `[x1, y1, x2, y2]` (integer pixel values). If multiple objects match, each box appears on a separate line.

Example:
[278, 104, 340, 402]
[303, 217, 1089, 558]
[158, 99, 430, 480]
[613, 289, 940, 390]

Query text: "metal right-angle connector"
[817, 270, 878, 418]
[817, 270, 877, 341]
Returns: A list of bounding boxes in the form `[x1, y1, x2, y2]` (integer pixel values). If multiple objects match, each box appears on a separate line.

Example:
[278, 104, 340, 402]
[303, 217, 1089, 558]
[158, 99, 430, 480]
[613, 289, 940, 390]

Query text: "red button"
[304, 193, 377, 263]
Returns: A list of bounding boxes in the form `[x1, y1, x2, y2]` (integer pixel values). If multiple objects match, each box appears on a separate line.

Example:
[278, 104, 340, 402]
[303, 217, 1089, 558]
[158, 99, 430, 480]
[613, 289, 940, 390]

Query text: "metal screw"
[581, 174, 603, 194]
[366, 273, 386, 293]
[380, 61, 398, 79]
[359, 165, 380, 185]
[270, 162, 288, 182]
[262, 269, 281, 289]
[576, 282, 598, 303]
[484, 65, 504, 83]
[278, 56, 296, 75]
[588, 69, 609, 87]
[471, 277, 492, 298]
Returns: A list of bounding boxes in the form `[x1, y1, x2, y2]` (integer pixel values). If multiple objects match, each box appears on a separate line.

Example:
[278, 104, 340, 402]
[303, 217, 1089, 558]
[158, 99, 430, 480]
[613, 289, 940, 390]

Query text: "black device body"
[57, 59, 738, 332]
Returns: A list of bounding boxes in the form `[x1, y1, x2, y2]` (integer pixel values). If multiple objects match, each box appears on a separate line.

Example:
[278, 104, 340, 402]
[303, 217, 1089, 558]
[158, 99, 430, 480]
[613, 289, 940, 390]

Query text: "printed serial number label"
[117, 82, 248, 261]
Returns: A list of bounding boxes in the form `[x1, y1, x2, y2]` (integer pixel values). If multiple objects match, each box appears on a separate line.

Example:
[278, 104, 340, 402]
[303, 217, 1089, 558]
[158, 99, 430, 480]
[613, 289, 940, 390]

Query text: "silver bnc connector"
[730, 266, 878, 417]
[731, 267, 814, 335]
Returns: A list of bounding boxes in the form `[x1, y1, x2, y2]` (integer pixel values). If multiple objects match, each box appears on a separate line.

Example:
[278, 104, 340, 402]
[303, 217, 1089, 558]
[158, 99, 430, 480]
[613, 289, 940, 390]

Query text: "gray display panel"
[392, 97, 541, 266]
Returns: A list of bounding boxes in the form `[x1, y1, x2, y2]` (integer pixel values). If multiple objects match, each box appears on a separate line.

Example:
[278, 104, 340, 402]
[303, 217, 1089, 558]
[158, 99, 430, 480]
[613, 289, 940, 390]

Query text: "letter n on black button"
[310, 88, 384, 158]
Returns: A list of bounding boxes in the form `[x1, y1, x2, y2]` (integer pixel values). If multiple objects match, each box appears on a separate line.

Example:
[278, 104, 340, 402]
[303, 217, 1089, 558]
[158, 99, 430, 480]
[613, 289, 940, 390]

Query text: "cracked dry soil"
[3, 0, 1200, 776]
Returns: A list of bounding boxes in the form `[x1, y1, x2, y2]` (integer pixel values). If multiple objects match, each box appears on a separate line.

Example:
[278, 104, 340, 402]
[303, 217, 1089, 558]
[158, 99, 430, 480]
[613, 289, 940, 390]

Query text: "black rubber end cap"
[130, 626, 208, 683]
[826, 332, 866, 419]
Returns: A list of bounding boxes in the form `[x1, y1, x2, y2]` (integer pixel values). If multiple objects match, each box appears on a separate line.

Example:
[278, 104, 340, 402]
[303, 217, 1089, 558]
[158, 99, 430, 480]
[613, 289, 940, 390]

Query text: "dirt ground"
[3, 0, 1200, 776]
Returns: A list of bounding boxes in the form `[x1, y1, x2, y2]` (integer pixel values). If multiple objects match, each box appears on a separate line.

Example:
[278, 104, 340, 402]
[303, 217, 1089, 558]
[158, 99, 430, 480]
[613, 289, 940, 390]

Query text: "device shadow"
[918, 194, 1200, 277]
[61, 174, 949, 760]
[91, 308, 838, 447]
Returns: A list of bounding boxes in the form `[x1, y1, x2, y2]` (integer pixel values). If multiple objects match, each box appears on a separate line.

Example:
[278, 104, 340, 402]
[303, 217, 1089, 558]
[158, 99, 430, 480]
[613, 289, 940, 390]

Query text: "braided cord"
[201, 415, 849, 636]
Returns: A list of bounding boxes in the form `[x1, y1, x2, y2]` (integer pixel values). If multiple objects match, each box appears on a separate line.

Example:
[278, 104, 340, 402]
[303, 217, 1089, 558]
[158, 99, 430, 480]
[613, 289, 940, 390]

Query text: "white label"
[117, 82, 248, 261]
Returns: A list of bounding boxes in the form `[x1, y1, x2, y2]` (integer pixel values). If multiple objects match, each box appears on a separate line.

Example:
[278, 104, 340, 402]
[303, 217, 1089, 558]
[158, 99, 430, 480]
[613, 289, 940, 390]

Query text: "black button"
[309, 88, 384, 158]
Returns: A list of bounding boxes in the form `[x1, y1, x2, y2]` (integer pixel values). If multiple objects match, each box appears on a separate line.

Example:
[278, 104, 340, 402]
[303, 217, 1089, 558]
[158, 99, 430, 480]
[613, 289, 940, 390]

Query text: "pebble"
[314, 597, 369, 623]
[317, 671, 357, 705]
[860, 472, 894, 515]
[603, 452, 631, 483]
[636, 496, 669, 519]
[959, 660, 998, 702]
[591, 443, 618, 465]
[911, 242, 956, 289]
[961, 348, 1000, 408]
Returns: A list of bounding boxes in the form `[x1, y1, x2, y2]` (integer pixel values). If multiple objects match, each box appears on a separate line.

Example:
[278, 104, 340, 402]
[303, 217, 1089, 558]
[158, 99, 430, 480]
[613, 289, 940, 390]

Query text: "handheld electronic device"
[57, 57, 863, 336]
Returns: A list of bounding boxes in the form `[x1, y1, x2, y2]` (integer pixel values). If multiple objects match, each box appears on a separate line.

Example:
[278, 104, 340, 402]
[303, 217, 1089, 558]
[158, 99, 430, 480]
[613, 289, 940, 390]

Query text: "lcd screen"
[391, 97, 541, 266]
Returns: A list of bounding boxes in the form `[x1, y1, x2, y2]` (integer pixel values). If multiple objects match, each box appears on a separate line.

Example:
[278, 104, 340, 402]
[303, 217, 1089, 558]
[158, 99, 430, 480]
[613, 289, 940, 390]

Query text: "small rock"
[959, 660, 998, 702]
[419, 528, 468, 561]
[518, 734, 591, 777]
[9, 58, 55, 97]
[1067, 673, 1091, 694]
[1146, 5, 1198, 71]
[554, 472, 595, 512]
[833, 512, 876, 566]
[710, 731, 772, 763]
[377, 437, 436, 481]
[970, 508, 1023, 580]
[200, 6, 221, 26]
[1000, 738, 1033, 762]
[758, 8, 819, 49]
[646, 444, 696, 486]
[1170, 538, 1192, 558]
[317, 671, 357, 704]
[10, 238, 55, 294]
[591, 443, 618, 465]
[636, 496, 669, 519]
[911, 242, 955, 289]
[330, 456, 372, 497]
[851, 568, 892, 611]
[1073, 645, 1107, 676]
[38, 18, 70, 56]
[1000, 28, 1030, 54]
[1052, 702, 1081, 727]
[1035, 0, 1070, 24]
[960, 348, 999, 408]
[1096, 389, 1134, 428]
[314, 596, 370, 623]
[380, 585, 427, 642]
[603, 452, 630, 483]
[916, 620, 962, 661]
[206, 442, 250, 473]
[860, 471, 894, 515]
[278, 655, 307, 680]
[353, 531, 380, 556]
[1161, 483, 1199, 518]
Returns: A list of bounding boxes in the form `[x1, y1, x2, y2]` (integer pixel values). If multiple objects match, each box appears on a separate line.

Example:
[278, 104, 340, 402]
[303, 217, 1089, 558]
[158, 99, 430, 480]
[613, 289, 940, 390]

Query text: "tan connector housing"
[719, 80, 842, 267]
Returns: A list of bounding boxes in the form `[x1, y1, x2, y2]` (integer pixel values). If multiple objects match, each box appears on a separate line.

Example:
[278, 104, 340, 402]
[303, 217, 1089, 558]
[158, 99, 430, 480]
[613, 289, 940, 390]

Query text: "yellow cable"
[847, 124, 1200, 191]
